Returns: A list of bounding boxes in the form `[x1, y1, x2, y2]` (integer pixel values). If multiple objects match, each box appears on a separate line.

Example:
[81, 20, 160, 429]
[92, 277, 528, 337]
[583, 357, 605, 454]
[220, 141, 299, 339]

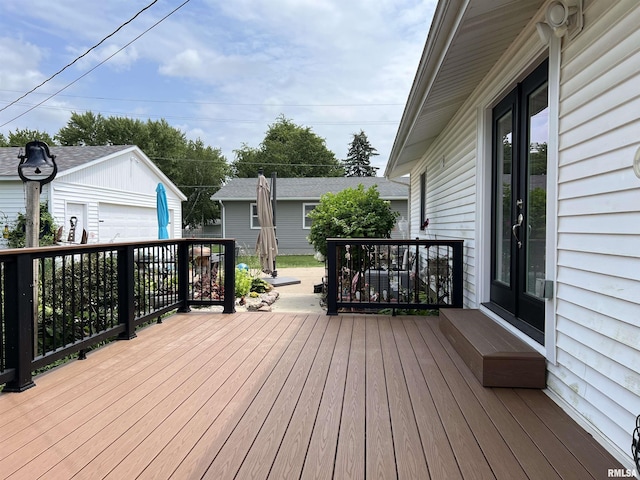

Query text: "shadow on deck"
[0, 312, 622, 479]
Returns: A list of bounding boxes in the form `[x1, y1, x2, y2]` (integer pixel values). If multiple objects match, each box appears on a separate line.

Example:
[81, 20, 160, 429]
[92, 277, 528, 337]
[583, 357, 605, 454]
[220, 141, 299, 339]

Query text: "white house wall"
[408, 0, 639, 464]
[550, 0, 640, 461]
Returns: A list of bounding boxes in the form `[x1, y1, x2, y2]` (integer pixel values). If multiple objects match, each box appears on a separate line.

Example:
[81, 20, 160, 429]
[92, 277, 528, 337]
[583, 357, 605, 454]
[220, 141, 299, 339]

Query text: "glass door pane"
[494, 111, 513, 287]
[525, 84, 548, 298]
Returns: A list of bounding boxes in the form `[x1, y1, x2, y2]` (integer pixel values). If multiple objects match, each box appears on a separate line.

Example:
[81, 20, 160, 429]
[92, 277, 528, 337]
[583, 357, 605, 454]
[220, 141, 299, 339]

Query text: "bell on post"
[18, 140, 57, 185]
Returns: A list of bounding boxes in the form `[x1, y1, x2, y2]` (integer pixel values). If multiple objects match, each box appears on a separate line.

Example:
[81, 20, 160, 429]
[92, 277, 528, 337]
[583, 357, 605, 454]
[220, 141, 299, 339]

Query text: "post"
[326, 239, 338, 315]
[3, 254, 36, 392]
[24, 181, 40, 354]
[223, 240, 236, 313]
[117, 245, 137, 340]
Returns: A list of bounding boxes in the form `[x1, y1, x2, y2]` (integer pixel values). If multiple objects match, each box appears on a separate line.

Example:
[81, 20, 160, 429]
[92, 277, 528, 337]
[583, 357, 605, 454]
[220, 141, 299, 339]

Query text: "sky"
[0, 0, 437, 174]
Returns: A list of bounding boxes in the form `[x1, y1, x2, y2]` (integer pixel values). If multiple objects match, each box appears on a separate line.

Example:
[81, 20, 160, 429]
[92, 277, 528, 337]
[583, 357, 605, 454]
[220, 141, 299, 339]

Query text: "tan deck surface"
[0, 312, 621, 479]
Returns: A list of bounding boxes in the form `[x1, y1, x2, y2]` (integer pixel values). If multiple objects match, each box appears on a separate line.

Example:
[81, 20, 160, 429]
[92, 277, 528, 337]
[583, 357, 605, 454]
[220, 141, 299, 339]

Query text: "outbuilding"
[0, 145, 186, 246]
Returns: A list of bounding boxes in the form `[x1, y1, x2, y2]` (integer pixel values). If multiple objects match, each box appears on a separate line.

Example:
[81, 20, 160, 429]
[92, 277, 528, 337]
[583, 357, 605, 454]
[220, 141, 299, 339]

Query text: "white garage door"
[98, 203, 162, 243]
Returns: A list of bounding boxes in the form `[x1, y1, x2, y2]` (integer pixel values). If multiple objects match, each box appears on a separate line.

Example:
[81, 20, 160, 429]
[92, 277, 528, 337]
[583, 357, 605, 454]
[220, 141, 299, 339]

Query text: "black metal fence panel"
[0, 238, 236, 392]
[326, 238, 463, 315]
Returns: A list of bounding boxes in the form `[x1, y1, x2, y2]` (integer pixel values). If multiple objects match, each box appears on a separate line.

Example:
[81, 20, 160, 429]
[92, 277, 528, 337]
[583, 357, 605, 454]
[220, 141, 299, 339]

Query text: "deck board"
[0, 312, 623, 479]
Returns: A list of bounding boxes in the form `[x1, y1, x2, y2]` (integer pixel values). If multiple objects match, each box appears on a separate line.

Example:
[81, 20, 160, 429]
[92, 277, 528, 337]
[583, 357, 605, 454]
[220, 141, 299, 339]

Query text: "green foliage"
[343, 130, 378, 177]
[6, 203, 58, 248]
[251, 277, 270, 294]
[38, 253, 119, 354]
[55, 111, 230, 228]
[232, 115, 344, 178]
[6, 128, 57, 146]
[308, 184, 399, 256]
[235, 268, 253, 298]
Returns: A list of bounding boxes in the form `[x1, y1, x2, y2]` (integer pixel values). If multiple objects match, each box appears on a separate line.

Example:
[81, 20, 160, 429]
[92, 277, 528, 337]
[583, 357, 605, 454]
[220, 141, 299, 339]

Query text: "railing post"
[3, 253, 36, 392]
[117, 245, 137, 340]
[326, 239, 338, 315]
[452, 241, 464, 307]
[222, 240, 236, 314]
[177, 241, 191, 313]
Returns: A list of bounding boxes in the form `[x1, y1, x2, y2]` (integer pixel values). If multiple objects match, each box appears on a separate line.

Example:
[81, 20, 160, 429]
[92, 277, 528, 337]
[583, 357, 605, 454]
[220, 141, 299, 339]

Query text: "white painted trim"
[250, 202, 259, 230]
[475, 105, 493, 307]
[302, 203, 318, 230]
[545, 34, 562, 365]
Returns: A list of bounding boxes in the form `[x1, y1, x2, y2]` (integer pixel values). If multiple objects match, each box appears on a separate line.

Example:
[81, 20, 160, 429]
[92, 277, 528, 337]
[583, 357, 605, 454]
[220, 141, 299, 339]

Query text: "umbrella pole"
[271, 172, 277, 278]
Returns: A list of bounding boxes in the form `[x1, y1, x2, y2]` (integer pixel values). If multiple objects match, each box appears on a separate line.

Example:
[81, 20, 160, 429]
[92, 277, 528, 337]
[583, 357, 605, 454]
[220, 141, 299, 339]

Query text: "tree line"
[1, 112, 379, 227]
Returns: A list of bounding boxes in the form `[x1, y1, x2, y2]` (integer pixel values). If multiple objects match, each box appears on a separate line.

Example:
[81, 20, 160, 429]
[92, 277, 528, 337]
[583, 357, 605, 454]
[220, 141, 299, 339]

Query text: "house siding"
[224, 199, 409, 255]
[548, 0, 640, 459]
[410, 94, 479, 308]
[403, 0, 639, 464]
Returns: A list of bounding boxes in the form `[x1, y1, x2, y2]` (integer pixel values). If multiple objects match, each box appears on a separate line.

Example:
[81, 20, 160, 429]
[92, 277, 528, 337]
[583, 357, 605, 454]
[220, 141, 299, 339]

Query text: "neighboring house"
[386, 0, 639, 468]
[0, 145, 186, 245]
[211, 176, 409, 255]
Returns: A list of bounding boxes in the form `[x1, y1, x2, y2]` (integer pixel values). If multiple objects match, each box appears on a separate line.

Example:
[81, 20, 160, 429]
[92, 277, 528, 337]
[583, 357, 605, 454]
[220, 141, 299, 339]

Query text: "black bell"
[18, 140, 57, 185]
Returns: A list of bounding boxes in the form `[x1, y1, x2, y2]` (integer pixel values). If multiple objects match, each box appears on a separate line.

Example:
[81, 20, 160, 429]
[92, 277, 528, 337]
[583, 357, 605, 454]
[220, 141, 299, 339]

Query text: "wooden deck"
[0, 312, 621, 479]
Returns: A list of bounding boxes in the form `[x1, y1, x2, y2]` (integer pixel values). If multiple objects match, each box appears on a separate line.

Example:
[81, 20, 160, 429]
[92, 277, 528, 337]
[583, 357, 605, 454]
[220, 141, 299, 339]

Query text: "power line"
[0, 0, 159, 115]
[0, 0, 191, 129]
[0, 90, 404, 108]
[1, 102, 399, 126]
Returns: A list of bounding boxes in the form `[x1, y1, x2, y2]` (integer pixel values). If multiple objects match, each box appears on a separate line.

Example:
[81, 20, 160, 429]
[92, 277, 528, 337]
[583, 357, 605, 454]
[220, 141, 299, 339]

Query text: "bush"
[235, 268, 253, 298]
[307, 184, 399, 256]
[6, 202, 58, 248]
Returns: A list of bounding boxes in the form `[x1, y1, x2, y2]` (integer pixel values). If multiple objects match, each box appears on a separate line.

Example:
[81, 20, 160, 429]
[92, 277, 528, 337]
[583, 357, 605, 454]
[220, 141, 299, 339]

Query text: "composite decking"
[0, 312, 621, 479]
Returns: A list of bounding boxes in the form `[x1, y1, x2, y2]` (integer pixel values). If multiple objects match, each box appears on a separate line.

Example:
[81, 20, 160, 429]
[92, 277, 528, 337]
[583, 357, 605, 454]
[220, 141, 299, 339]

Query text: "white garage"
[0, 145, 186, 246]
[98, 203, 167, 243]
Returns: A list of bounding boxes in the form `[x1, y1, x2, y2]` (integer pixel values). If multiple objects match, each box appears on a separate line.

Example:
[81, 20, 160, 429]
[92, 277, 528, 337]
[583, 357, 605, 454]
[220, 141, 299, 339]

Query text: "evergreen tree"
[343, 130, 378, 177]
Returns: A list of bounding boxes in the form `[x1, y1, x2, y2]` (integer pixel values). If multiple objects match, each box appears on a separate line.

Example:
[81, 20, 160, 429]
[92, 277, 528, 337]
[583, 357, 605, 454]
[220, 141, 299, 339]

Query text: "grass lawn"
[237, 254, 323, 268]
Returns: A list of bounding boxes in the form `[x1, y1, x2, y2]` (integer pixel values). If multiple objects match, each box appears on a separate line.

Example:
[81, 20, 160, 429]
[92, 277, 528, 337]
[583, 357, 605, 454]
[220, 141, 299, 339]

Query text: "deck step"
[439, 309, 546, 388]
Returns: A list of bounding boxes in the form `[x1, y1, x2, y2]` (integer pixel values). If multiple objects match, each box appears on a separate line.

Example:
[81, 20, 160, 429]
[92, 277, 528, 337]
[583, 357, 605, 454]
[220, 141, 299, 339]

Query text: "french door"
[489, 60, 548, 343]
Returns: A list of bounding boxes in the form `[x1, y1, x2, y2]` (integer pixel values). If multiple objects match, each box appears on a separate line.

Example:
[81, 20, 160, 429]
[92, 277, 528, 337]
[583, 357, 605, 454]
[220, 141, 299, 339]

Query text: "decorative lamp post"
[17, 140, 57, 248]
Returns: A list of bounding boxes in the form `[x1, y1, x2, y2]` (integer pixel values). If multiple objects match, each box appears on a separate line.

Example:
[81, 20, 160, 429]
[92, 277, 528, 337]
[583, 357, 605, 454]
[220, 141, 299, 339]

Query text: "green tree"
[180, 139, 230, 228]
[55, 111, 108, 145]
[6, 128, 56, 146]
[232, 115, 343, 178]
[307, 184, 399, 256]
[343, 130, 378, 177]
[56, 112, 229, 228]
[0, 132, 7, 146]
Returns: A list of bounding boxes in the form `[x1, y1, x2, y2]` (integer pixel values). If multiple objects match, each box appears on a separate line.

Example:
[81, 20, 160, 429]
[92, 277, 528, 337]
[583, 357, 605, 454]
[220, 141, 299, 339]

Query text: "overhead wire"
[0, 0, 192, 129]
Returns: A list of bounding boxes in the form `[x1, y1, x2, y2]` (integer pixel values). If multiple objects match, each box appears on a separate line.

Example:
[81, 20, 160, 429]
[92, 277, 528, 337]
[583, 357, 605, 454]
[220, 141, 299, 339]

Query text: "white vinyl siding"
[410, 105, 478, 308]
[402, 0, 639, 465]
[547, 0, 640, 461]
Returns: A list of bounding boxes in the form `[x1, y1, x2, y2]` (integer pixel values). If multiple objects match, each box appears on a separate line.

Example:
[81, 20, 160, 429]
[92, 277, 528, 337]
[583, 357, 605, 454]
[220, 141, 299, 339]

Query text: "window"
[250, 203, 259, 229]
[419, 172, 427, 230]
[303, 203, 318, 229]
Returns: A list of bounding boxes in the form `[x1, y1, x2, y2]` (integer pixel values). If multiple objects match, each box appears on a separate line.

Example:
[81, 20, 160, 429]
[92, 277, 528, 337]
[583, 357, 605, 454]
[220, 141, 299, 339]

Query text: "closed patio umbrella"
[256, 174, 278, 275]
[156, 183, 169, 239]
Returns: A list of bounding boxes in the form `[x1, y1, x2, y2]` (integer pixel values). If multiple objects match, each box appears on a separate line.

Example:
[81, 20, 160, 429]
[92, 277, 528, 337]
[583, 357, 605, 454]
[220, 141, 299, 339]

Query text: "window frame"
[250, 203, 259, 229]
[302, 202, 318, 230]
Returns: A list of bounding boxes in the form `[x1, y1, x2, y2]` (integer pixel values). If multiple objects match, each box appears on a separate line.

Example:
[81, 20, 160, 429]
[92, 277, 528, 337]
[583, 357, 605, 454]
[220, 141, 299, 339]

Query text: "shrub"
[307, 184, 399, 256]
[6, 202, 58, 248]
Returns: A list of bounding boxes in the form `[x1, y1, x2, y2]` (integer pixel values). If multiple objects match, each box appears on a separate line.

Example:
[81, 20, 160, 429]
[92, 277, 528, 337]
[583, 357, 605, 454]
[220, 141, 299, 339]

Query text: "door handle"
[512, 213, 523, 248]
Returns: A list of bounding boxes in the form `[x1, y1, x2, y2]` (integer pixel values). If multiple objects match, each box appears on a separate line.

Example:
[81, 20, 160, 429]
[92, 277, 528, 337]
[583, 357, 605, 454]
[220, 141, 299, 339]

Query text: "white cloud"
[0, 0, 437, 173]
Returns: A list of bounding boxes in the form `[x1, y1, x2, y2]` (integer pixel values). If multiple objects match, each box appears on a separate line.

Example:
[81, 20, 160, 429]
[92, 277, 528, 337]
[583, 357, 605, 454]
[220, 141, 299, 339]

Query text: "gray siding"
[223, 199, 409, 255]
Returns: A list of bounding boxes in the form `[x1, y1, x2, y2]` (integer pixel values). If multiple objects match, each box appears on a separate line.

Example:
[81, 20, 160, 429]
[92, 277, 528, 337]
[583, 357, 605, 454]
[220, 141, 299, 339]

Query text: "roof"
[211, 176, 408, 202]
[385, 0, 545, 178]
[0, 144, 187, 201]
[0, 145, 133, 176]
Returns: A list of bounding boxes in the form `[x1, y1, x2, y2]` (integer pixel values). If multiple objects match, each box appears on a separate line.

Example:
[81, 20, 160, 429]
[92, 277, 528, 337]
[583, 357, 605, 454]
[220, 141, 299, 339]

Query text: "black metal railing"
[326, 238, 463, 315]
[0, 238, 235, 392]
